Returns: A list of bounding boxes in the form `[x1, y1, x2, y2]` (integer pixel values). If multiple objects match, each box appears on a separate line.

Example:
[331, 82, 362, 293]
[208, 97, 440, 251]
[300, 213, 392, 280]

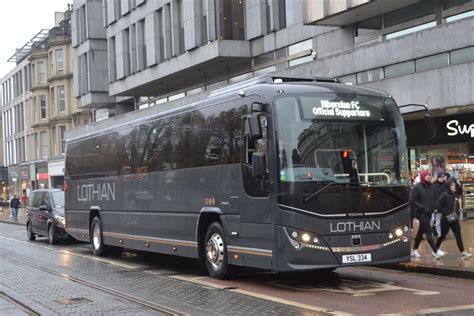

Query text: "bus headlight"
[388, 233, 394, 239]
[291, 231, 298, 239]
[301, 233, 311, 243]
[403, 225, 409, 233]
[395, 228, 403, 237]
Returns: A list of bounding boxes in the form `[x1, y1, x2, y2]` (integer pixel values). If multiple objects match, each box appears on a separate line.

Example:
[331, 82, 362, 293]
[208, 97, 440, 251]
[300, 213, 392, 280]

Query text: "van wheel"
[48, 224, 58, 245]
[204, 222, 231, 279]
[90, 216, 109, 256]
[27, 221, 36, 241]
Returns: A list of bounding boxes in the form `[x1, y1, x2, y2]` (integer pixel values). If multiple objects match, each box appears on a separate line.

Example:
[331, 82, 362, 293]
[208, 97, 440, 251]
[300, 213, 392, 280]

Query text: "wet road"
[1, 222, 473, 315]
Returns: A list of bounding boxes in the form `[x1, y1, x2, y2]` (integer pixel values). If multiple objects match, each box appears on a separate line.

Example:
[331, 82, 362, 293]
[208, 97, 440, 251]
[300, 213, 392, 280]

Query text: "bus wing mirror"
[248, 114, 263, 140]
[399, 103, 436, 139]
[424, 111, 436, 139]
[252, 152, 266, 178]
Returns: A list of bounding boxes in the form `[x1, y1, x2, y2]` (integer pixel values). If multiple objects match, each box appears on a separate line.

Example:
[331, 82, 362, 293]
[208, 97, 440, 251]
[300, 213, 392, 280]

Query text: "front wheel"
[203, 222, 231, 279]
[26, 221, 36, 241]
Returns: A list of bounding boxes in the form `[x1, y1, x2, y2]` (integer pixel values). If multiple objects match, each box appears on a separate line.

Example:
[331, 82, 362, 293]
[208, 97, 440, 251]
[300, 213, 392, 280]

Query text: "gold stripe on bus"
[227, 246, 273, 257]
[103, 231, 198, 248]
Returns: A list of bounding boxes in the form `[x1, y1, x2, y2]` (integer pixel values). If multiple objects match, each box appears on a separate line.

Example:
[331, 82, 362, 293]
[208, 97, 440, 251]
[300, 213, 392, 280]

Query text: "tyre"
[48, 224, 58, 245]
[26, 221, 36, 241]
[90, 216, 109, 256]
[203, 222, 231, 279]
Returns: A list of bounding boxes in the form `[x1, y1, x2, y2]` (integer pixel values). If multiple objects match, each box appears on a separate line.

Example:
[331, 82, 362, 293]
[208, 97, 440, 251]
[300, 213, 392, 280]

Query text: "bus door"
[237, 99, 273, 267]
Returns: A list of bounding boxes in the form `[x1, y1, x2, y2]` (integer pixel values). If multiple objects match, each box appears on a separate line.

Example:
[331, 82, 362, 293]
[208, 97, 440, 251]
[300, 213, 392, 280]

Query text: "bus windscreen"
[275, 93, 407, 186]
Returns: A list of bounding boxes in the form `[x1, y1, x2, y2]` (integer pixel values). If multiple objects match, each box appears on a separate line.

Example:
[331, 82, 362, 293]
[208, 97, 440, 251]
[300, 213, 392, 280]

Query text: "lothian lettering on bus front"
[330, 221, 381, 233]
[77, 183, 116, 202]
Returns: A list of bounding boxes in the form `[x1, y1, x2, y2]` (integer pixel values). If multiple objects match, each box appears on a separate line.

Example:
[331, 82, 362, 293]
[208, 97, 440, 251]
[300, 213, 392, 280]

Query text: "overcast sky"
[0, 0, 70, 78]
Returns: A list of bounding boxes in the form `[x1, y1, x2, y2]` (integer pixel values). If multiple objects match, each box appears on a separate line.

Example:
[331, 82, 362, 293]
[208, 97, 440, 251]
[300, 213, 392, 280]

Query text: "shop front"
[405, 112, 474, 216]
[48, 159, 65, 189]
[0, 167, 8, 202]
[7, 166, 21, 198]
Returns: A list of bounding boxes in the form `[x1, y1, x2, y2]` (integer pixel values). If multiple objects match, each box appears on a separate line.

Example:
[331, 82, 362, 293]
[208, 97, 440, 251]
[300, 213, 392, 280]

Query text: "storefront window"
[408, 143, 474, 181]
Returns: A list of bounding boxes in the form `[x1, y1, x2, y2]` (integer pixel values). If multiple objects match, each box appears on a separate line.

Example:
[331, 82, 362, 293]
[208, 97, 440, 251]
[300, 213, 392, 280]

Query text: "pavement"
[1, 204, 472, 280]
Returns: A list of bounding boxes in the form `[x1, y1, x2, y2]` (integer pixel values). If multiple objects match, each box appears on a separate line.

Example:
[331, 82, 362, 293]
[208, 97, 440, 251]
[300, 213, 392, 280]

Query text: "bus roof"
[67, 75, 392, 143]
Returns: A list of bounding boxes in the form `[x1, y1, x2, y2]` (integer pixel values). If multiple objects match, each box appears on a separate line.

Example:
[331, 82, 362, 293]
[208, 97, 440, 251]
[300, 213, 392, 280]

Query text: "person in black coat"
[10, 194, 20, 221]
[432, 171, 447, 237]
[410, 170, 445, 259]
[436, 180, 472, 259]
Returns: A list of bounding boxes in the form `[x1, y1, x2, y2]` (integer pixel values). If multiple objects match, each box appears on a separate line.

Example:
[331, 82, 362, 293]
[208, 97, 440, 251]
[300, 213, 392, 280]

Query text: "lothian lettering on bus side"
[77, 183, 116, 202]
[330, 221, 381, 233]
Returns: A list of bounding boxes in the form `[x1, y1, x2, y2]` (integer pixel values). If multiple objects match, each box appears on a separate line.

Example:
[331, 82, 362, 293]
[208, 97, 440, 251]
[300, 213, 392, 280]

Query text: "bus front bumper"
[275, 225, 411, 272]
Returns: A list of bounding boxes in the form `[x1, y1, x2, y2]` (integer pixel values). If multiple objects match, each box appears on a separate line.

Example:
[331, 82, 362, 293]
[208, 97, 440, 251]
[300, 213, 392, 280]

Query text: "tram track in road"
[0, 291, 41, 316]
[2, 255, 184, 316]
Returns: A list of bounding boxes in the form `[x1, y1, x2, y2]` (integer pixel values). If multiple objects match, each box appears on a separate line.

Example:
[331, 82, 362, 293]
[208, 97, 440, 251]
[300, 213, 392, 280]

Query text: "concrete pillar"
[245, 0, 268, 40]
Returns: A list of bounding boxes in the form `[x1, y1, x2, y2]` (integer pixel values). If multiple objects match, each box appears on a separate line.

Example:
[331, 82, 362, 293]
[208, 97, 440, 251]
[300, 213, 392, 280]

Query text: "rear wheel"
[26, 221, 36, 241]
[91, 216, 108, 256]
[48, 224, 58, 245]
[203, 222, 231, 279]
[90, 216, 122, 256]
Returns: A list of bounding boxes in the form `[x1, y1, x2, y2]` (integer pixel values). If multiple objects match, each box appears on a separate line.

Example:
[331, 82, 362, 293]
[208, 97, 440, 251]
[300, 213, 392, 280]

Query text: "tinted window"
[190, 102, 246, 167]
[144, 114, 191, 171]
[32, 192, 45, 207]
[28, 193, 35, 207]
[51, 191, 64, 207]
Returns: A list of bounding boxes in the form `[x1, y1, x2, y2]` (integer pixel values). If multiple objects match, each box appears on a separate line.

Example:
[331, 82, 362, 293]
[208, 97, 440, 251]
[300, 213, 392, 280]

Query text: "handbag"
[445, 197, 459, 224]
[445, 211, 458, 224]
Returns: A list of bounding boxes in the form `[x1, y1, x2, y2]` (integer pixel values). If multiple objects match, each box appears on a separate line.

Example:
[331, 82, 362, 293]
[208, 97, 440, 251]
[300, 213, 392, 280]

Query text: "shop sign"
[20, 168, 29, 179]
[446, 120, 474, 138]
[37, 173, 49, 181]
[405, 113, 474, 146]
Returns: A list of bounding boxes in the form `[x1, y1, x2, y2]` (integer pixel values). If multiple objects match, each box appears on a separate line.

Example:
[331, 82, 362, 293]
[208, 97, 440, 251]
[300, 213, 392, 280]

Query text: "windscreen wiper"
[303, 182, 337, 203]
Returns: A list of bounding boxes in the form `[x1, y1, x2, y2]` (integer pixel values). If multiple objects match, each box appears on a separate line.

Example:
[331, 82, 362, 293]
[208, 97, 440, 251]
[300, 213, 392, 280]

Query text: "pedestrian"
[436, 180, 472, 259]
[10, 194, 20, 221]
[432, 171, 447, 237]
[21, 192, 28, 208]
[410, 170, 446, 259]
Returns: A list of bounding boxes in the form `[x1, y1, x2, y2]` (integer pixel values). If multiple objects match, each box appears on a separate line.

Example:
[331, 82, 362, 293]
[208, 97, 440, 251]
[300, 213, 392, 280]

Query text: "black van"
[26, 189, 69, 244]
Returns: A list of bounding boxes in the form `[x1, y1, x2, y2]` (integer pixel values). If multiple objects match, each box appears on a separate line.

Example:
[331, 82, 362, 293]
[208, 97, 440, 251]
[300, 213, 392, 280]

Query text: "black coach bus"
[65, 75, 424, 279]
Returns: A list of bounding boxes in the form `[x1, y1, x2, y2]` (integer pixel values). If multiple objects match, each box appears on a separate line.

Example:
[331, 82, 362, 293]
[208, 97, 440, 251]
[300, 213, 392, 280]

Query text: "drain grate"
[55, 297, 93, 305]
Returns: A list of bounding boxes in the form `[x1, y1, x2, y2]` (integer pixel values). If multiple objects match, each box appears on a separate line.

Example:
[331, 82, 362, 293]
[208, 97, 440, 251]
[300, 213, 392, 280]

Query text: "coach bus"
[64, 75, 432, 279]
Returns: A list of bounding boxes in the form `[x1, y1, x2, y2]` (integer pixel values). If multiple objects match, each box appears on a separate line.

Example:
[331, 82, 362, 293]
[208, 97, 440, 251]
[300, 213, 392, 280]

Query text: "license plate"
[342, 253, 372, 264]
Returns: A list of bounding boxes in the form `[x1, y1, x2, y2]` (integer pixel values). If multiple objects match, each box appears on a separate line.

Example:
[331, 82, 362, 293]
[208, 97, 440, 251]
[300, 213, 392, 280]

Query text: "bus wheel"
[90, 216, 108, 256]
[204, 222, 230, 279]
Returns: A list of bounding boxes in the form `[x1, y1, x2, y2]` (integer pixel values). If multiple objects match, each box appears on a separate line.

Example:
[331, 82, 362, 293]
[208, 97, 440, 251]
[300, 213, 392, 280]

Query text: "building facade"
[1, 9, 91, 196]
[70, 0, 474, 182]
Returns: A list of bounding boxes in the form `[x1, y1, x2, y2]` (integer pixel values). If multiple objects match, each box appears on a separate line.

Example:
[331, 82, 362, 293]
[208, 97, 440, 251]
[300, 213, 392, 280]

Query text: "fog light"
[395, 228, 403, 237]
[403, 236, 409, 243]
[291, 231, 298, 239]
[313, 237, 319, 244]
[388, 233, 393, 239]
[404, 225, 409, 233]
[294, 242, 301, 249]
[302, 233, 310, 243]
